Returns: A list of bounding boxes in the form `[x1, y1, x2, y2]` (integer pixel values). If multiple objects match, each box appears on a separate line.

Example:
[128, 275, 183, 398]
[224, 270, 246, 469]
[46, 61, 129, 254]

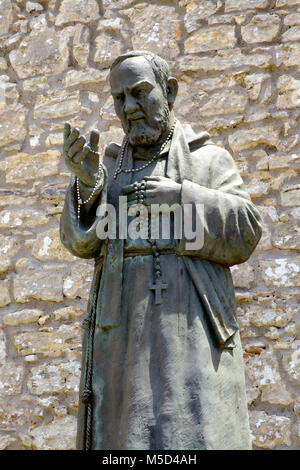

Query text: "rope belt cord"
[123, 248, 178, 258]
[81, 265, 102, 451]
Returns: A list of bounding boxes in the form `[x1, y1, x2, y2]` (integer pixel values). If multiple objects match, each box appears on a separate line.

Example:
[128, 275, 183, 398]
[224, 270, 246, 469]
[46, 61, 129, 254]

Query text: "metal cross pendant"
[150, 277, 168, 305]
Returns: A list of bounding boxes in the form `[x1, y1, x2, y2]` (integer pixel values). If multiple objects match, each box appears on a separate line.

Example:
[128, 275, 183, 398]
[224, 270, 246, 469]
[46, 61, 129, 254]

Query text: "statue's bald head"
[110, 50, 171, 97]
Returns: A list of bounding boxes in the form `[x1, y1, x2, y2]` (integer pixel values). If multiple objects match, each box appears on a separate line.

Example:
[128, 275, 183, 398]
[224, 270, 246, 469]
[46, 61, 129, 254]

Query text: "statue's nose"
[124, 95, 139, 115]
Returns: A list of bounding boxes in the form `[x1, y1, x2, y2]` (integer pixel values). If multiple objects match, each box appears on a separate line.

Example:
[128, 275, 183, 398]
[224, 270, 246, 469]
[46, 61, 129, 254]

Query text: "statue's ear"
[166, 77, 178, 108]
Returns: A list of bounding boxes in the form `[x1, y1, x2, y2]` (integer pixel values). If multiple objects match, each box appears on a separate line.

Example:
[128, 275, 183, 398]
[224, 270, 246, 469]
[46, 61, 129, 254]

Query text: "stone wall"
[0, 0, 299, 450]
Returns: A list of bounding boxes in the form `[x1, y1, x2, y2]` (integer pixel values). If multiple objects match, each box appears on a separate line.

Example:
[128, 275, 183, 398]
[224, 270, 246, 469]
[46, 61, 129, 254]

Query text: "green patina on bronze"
[60, 51, 262, 450]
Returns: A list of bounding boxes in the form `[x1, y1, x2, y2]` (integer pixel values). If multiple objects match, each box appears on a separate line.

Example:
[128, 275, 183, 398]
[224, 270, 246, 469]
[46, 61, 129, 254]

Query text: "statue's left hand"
[123, 176, 181, 207]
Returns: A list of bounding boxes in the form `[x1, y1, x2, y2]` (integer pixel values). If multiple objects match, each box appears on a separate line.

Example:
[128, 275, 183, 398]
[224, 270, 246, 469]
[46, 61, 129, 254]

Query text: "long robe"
[60, 121, 262, 450]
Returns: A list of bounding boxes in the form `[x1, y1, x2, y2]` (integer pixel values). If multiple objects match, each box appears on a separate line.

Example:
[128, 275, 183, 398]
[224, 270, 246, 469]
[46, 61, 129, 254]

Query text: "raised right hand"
[63, 122, 101, 188]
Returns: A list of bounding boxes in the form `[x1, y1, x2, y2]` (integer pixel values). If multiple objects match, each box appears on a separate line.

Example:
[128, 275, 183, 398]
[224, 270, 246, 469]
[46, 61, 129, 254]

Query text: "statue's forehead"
[109, 56, 157, 91]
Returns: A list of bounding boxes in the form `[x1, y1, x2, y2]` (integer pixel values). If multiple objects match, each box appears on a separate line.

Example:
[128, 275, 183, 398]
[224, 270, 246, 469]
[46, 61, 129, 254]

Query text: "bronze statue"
[60, 51, 262, 450]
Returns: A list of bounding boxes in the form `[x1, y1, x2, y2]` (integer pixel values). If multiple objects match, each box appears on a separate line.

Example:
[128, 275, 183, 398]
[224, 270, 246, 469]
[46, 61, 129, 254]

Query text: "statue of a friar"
[60, 50, 262, 450]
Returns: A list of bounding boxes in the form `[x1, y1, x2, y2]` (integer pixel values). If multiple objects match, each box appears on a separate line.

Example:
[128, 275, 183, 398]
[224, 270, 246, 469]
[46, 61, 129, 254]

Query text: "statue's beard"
[125, 104, 170, 147]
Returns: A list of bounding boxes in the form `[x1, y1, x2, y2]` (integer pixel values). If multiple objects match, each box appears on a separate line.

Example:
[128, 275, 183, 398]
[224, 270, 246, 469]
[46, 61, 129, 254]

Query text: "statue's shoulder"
[188, 132, 224, 158]
[104, 142, 121, 159]
[188, 133, 236, 172]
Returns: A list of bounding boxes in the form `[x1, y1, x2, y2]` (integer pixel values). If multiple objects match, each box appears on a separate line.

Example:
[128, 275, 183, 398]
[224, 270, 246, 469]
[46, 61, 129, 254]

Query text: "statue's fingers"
[68, 136, 86, 158]
[122, 184, 136, 195]
[143, 176, 162, 182]
[89, 130, 100, 151]
[126, 192, 139, 202]
[72, 145, 90, 165]
[65, 128, 80, 151]
[63, 122, 71, 143]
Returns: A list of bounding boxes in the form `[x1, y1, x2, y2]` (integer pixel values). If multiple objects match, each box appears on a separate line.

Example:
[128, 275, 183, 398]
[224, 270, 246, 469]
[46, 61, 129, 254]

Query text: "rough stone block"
[184, 25, 236, 53]
[9, 28, 69, 79]
[55, 0, 100, 25]
[241, 14, 281, 43]
[0, 151, 60, 184]
[249, 411, 291, 449]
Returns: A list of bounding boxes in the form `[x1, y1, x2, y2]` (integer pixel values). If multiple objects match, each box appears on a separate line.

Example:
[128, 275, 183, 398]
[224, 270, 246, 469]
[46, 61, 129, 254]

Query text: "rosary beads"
[75, 147, 105, 221]
[113, 119, 177, 179]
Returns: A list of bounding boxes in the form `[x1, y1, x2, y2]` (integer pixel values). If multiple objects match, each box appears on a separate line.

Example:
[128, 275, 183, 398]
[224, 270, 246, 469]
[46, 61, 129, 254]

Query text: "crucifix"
[150, 277, 168, 305]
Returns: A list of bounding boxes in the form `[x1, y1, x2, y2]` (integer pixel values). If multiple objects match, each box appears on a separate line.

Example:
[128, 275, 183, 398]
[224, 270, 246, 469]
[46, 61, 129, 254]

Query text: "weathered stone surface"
[65, 69, 108, 88]
[9, 28, 69, 79]
[27, 360, 81, 395]
[275, 43, 300, 68]
[122, 4, 180, 60]
[0, 330, 6, 365]
[0, 435, 17, 450]
[53, 306, 84, 321]
[241, 301, 293, 328]
[0, 58, 7, 70]
[246, 177, 270, 198]
[28, 416, 77, 450]
[198, 89, 248, 116]
[277, 75, 300, 109]
[0, 104, 26, 148]
[273, 224, 300, 250]
[184, 25, 236, 53]
[284, 13, 300, 26]
[181, 0, 222, 33]
[0, 235, 19, 274]
[94, 33, 123, 68]
[282, 26, 300, 42]
[56, 0, 100, 25]
[0, 280, 11, 307]
[0, 0, 13, 36]
[26, 2, 44, 14]
[63, 262, 94, 300]
[23, 76, 49, 92]
[34, 90, 81, 120]
[282, 346, 300, 382]
[281, 187, 300, 206]
[0, 398, 31, 432]
[0, 208, 48, 228]
[225, 0, 269, 11]
[228, 126, 280, 152]
[0, 76, 19, 108]
[99, 95, 117, 121]
[269, 153, 300, 170]
[177, 49, 272, 73]
[244, 73, 270, 101]
[260, 257, 300, 287]
[276, 0, 300, 6]
[231, 262, 255, 288]
[0, 191, 36, 210]
[14, 324, 82, 357]
[26, 227, 76, 262]
[249, 411, 291, 449]
[0, 151, 60, 184]
[241, 14, 281, 43]
[3, 309, 43, 327]
[13, 270, 64, 303]
[72, 24, 90, 69]
[260, 383, 293, 406]
[0, 363, 24, 396]
[102, 0, 136, 8]
[245, 350, 281, 387]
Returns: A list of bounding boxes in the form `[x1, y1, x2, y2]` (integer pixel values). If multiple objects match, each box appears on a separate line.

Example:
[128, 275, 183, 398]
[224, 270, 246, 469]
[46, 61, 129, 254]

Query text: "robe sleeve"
[180, 147, 262, 266]
[60, 175, 106, 259]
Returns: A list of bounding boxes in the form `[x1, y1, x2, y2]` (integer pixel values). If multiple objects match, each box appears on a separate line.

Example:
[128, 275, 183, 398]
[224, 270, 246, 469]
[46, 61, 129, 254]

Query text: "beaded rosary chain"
[113, 119, 177, 180]
[75, 147, 105, 220]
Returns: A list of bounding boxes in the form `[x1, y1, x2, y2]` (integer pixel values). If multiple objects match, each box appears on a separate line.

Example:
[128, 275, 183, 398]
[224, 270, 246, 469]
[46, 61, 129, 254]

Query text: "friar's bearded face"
[109, 56, 171, 147]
